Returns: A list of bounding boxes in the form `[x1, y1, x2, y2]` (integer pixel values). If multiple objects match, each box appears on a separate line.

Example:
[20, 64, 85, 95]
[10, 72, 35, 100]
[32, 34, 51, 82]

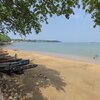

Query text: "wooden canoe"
[0, 58, 22, 63]
[0, 53, 9, 56]
[0, 60, 30, 71]
[0, 60, 29, 67]
[0, 56, 15, 60]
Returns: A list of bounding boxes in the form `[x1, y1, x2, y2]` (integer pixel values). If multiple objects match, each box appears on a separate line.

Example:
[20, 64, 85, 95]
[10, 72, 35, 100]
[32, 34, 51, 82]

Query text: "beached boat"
[0, 60, 29, 72]
[0, 53, 9, 56]
[0, 50, 37, 74]
[14, 64, 38, 74]
[0, 60, 37, 74]
[0, 50, 7, 52]
[0, 60, 29, 67]
[0, 55, 15, 60]
[0, 58, 22, 63]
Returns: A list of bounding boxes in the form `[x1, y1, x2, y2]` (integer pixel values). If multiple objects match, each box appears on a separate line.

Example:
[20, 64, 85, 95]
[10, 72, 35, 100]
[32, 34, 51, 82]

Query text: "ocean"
[2, 41, 100, 63]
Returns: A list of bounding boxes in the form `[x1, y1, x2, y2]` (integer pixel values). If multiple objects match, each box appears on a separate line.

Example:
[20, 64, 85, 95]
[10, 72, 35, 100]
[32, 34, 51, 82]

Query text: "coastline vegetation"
[12, 39, 61, 43]
[0, 34, 11, 45]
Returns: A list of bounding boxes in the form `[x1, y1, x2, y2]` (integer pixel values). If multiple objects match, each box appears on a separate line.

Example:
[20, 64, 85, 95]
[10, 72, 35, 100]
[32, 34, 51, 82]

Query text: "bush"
[0, 34, 11, 42]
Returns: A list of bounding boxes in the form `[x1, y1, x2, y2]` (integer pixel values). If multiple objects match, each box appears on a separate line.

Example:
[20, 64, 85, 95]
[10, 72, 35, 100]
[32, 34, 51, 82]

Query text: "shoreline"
[5, 48, 100, 65]
[1, 48, 100, 100]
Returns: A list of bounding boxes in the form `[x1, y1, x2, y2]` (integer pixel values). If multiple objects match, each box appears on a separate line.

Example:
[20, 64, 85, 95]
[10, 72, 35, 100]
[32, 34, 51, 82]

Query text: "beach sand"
[2, 49, 100, 100]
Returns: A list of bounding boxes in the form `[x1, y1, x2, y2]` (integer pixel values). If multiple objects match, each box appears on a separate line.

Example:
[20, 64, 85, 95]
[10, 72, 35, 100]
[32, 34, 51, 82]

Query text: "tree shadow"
[0, 64, 66, 100]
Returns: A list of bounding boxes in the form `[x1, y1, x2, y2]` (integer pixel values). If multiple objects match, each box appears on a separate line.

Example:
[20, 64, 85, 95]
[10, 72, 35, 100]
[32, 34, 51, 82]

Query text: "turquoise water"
[3, 41, 100, 62]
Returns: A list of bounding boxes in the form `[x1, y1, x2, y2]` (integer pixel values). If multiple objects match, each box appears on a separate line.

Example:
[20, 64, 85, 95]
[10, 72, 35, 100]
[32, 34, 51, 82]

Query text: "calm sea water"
[2, 41, 100, 63]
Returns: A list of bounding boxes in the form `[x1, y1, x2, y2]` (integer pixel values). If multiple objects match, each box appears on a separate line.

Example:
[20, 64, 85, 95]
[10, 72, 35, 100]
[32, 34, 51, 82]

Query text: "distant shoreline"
[12, 39, 62, 43]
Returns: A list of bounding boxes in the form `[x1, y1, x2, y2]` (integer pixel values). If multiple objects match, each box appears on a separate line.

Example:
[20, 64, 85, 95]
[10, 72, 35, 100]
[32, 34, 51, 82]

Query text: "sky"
[8, 7, 100, 42]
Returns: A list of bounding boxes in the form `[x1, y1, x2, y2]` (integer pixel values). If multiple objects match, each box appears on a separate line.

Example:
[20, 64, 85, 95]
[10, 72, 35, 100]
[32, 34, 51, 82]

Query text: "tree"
[0, 0, 100, 35]
[0, 34, 11, 42]
[82, 0, 100, 27]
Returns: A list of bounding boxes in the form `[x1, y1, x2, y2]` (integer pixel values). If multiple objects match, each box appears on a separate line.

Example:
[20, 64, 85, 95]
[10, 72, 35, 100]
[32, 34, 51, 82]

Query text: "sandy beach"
[1, 48, 100, 100]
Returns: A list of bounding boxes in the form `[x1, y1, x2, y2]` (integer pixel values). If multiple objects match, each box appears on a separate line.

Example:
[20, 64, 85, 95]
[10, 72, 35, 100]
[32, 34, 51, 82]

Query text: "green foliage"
[0, 0, 100, 35]
[0, 34, 11, 42]
[82, 0, 100, 27]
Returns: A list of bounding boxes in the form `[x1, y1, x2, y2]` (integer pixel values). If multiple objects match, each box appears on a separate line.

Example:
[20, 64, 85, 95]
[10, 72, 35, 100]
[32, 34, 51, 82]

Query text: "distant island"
[12, 39, 61, 43]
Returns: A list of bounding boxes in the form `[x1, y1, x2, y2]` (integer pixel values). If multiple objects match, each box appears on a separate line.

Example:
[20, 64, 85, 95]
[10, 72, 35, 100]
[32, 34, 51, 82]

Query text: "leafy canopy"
[0, 34, 11, 42]
[0, 0, 100, 35]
